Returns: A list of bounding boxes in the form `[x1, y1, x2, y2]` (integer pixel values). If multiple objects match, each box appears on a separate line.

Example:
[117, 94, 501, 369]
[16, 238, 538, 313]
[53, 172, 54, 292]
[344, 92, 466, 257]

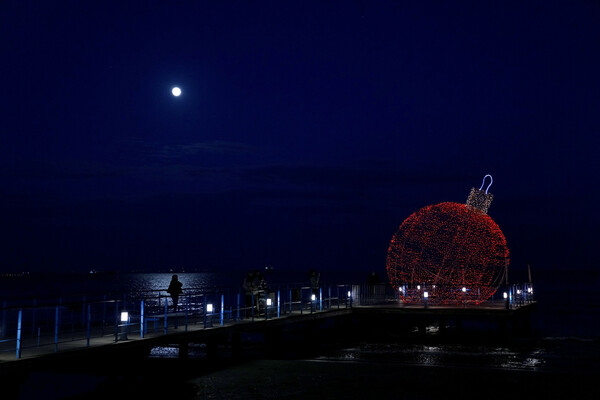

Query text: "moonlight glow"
[171, 87, 181, 97]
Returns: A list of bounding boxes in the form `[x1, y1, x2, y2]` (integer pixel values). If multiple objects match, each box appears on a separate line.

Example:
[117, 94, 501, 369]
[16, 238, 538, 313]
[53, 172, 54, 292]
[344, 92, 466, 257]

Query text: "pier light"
[266, 298, 272, 306]
[120, 311, 129, 323]
[423, 291, 429, 298]
[517, 289, 521, 294]
[347, 290, 351, 298]
[528, 287, 533, 294]
[311, 294, 316, 301]
[417, 285, 421, 290]
[462, 287, 467, 293]
[503, 292, 508, 299]
[207, 303, 213, 313]
[399, 287, 403, 293]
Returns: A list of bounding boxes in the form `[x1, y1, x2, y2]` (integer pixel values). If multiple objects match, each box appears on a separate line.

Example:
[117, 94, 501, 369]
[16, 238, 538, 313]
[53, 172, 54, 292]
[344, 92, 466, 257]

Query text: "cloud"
[120, 138, 255, 161]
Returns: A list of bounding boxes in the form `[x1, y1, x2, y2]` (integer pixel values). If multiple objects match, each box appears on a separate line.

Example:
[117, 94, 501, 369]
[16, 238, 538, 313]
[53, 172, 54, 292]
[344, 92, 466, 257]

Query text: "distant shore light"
[172, 87, 182, 96]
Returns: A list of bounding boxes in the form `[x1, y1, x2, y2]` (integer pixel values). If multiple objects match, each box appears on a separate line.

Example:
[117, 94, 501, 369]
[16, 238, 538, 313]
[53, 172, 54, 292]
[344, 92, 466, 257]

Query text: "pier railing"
[0, 281, 534, 360]
[353, 282, 535, 308]
[0, 283, 354, 360]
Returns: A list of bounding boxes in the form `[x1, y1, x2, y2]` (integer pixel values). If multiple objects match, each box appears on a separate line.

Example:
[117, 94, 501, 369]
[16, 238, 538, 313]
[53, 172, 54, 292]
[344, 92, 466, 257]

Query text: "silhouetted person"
[167, 274, 183, 312]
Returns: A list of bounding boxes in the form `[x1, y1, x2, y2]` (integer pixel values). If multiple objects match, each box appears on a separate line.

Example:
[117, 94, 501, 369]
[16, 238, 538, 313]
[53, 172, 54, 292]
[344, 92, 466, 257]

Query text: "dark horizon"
[1, 1, 598, 277]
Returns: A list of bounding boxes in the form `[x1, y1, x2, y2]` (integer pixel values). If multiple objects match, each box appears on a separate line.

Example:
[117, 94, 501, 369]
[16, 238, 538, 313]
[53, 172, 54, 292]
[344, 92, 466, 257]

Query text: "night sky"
[1, 1, 598, 277]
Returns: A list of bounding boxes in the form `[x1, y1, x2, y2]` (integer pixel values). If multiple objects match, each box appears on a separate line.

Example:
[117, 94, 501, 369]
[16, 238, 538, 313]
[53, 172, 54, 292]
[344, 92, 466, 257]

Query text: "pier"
[0, 282, 536, 371]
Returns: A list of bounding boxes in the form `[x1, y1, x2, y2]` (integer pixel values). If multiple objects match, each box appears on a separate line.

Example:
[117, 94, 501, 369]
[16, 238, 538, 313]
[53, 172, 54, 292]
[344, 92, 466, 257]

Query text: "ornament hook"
[479, 174, 493, 194]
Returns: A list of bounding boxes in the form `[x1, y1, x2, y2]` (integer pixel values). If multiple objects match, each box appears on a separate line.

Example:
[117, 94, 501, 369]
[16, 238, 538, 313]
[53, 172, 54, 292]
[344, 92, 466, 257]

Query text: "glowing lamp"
[424, 291, 429, 298]
[503, 292, 508, 299]
[120, 311, 129, 322]
[417, 285, 421, 290]
[347, 290, 351, 297]
[206, 304, 213, 313]
[462, 287, 467, 293]
[266, 298, 272, 306]
[311, 294, 316, 301]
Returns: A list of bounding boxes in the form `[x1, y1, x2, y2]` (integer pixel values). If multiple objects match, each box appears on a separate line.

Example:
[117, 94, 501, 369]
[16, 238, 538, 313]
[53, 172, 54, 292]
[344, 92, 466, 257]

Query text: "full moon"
[171, 87, 181, 97]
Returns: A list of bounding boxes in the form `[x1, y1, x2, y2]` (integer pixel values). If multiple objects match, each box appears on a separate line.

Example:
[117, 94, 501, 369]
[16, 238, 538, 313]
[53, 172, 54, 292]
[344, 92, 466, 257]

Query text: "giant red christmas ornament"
[386, 175, 509, 305]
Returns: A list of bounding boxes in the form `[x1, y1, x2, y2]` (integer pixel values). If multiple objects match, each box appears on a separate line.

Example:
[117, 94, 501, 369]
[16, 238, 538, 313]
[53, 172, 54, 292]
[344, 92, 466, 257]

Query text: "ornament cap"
[466, 174, 494, 214]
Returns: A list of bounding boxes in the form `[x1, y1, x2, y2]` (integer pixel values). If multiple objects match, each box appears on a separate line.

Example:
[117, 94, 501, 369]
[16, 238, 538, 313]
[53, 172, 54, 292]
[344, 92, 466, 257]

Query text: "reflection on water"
[317, 342, 551, 372]
[0, 272, 221, 305]
[125, 273, 218, 297]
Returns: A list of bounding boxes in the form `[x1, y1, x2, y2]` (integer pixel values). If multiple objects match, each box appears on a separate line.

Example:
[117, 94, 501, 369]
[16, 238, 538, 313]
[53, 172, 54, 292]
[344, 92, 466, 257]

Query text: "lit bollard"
[204, 303, 213, 328]
[118, 311, 129, 341]
[266, 298, 272, 320]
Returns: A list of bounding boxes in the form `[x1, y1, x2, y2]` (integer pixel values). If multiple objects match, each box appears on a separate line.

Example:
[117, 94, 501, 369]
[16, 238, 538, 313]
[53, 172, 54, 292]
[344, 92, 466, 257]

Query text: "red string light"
[386, 198, 509, 305]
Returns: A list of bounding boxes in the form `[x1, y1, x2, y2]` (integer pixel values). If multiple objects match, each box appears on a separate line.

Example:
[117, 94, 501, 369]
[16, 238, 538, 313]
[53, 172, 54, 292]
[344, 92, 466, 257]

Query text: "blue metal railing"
[0, 283, 354, 360]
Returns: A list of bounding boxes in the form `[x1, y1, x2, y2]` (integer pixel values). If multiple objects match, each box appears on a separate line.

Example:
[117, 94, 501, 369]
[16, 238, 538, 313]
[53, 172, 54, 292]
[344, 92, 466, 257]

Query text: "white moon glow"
[172, 87, 181, 96]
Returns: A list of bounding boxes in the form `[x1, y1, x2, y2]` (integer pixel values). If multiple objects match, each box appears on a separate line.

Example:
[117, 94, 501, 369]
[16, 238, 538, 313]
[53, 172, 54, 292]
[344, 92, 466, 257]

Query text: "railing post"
[32, 298, 37, 335]
[220, 294, 224, 326]
[185, 296, 189, 331]
[54, 305, 59, 352]
[1, 300, 7, 338]
[140, 300, 145, 338]
[251, 293, 255, 321]
[114, 303, 119, 342]
[16, 309, 22, 359]
[236, 293, 240, 321]
[164, 298, 168, 334]
[86, 304, 91, 347]
[102, 295, 107, 336]
[203, 295, 207, 329]
[81, 296, 86, 329]
[319, 287, 323, 311]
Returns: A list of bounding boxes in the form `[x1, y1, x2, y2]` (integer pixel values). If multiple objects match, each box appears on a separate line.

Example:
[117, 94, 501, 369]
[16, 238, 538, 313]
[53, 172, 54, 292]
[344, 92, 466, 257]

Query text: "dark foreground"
[3, 305, 599, 399]
[5, 336, 598, 400]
